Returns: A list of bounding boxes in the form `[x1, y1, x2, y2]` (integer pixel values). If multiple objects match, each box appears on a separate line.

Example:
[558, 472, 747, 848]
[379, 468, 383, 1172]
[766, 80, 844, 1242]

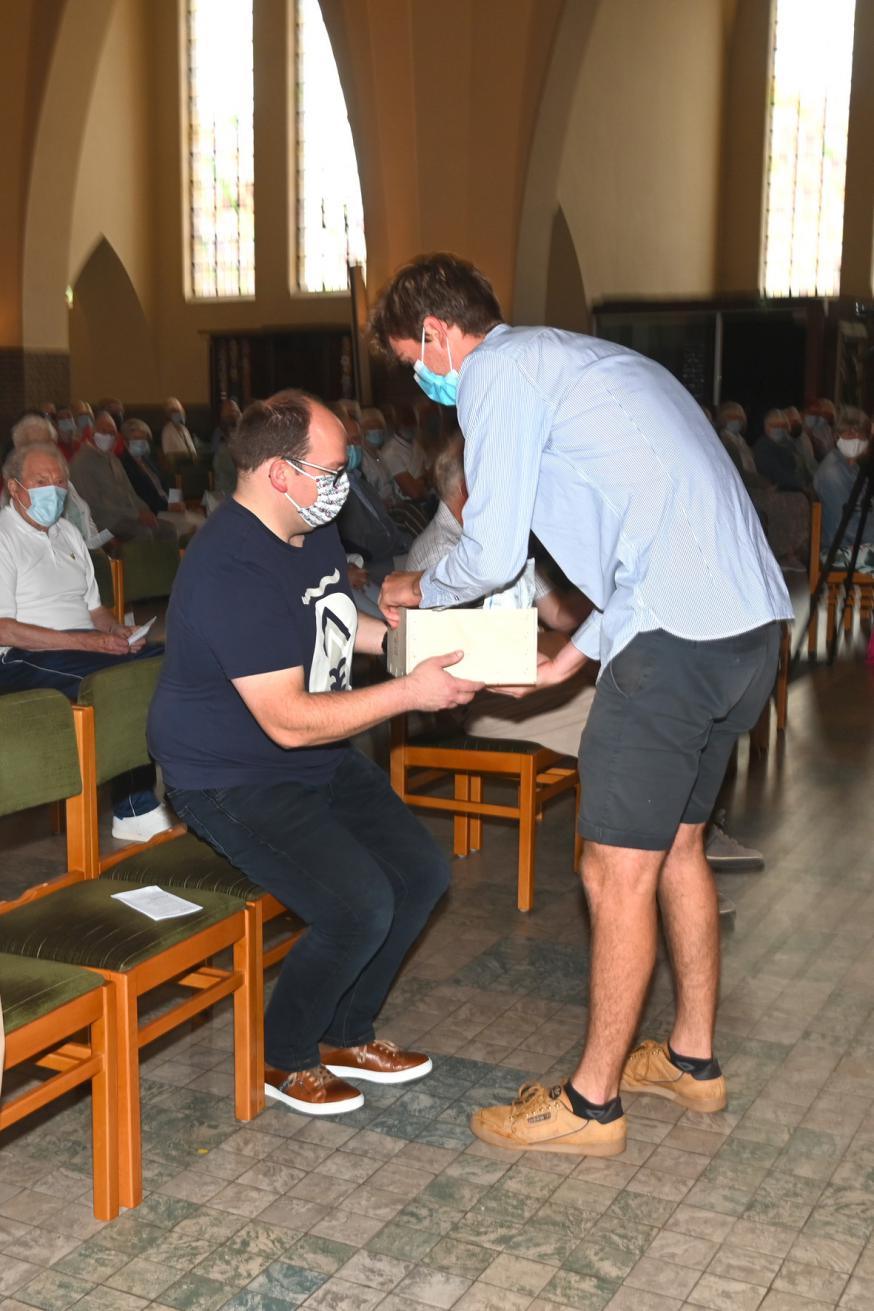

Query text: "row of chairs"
[807, 500, 874, 654]
[91, 538, 181, 624]
[0, 658, 304, 1219]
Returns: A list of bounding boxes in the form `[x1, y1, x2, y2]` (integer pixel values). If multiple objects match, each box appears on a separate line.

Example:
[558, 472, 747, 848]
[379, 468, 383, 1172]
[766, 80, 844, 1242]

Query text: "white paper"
[482, 558, 536, 611]
[89, 528, 114, 549]
[128, 616, 156, 646]
[111, 885, 202, 922]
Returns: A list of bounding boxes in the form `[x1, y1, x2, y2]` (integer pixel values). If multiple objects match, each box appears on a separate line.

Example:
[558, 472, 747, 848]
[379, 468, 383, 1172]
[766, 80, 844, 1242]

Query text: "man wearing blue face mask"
[373, 252, 793, 1159]
[160, 397, 198, 459]
[0, 442, 171, 842]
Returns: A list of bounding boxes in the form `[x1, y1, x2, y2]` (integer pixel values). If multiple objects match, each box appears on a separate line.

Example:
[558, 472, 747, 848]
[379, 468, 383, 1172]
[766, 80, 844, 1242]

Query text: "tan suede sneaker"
[265, 1064, 364, 1115]
[470, 1082, 627, 1156]
[321, 1039, 432, 1084]
[620, 1040, 727, 1113]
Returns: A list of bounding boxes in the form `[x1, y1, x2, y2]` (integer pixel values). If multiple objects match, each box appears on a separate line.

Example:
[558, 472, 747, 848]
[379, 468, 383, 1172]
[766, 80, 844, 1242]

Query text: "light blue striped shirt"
[419, 325, 793, 668]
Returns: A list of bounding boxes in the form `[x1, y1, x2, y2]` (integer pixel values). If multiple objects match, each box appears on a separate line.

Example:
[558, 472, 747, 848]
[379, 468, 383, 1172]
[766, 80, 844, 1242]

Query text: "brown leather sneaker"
[265, 1064, 364, 1115]
[470, 1083, 627, 1156]
[620, 1040, 727, 1113]
[321, 1039, 432, 1084]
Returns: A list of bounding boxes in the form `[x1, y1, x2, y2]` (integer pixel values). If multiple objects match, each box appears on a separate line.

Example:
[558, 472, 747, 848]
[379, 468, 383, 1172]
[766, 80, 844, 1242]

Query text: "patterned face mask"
[284, 459, 349, 528]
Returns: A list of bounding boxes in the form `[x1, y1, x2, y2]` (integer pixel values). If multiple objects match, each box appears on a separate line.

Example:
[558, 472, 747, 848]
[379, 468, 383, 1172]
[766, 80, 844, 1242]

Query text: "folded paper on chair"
[386, 607, 538, 684]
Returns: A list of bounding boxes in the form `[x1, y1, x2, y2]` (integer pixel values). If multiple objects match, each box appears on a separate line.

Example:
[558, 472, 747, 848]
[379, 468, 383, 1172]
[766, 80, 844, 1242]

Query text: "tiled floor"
[2, 634, 874, 1310]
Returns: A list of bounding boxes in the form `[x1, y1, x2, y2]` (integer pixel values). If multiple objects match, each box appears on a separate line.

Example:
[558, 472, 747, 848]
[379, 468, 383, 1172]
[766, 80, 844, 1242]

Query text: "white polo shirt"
[0, 504, 100, 654]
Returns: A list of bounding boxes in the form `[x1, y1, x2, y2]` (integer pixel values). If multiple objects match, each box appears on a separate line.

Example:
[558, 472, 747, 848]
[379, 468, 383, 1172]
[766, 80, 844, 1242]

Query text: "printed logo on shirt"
[309, 591, 357, 693]
[301, 569, 340, 606]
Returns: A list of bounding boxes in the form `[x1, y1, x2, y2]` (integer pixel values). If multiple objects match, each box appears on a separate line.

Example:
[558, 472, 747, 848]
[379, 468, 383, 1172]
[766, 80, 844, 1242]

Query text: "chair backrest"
[77, 657, 164, 784]
[89, 549, 115, 609]
[176, 462, 211, 500]
[0, 691, 82, 818]
[119, 539, 180, 604]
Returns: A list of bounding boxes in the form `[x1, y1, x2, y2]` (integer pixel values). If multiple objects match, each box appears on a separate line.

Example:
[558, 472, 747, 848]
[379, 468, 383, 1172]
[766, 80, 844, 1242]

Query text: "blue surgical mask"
[76, 413, 91, 430]
[364, 429, 387, 449]
[170, 412, 185, 426]
[724, 419, 743, 435]
[58, 418, 75, 436]
[414, 327, 460, 406]
[347, 444, 363, 472]
[129, 439, 150, 459]
[18, 483, 67, 527]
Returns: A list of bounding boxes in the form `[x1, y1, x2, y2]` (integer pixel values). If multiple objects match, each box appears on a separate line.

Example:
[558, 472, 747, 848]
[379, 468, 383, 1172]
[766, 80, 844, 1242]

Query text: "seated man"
[147, 390, 481, 1115]
[160, 397, 198, 459]
[804, 397, 837, 461]
[4, 413, 110, 549]
[119, 419, 204, 538]
[71, 412, 176, 543]
[382, 404, 430, 503]
[0, 443, 172, 841]
[813, 407, 874, 573]
[408, 434, 763, 873]
[754, 408, 813, 494]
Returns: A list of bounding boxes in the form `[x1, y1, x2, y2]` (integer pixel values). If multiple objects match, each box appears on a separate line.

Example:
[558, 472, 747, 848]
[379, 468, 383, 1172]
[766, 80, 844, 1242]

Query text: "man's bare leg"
[570, 840, 667, 1103]
[658, 820, 720, 1058]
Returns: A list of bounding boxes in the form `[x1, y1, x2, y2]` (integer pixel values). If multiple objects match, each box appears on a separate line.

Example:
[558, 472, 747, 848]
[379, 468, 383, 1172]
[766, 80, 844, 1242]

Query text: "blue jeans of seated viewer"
[0, 641, 164, 818]
[168, 749, 450, 1073]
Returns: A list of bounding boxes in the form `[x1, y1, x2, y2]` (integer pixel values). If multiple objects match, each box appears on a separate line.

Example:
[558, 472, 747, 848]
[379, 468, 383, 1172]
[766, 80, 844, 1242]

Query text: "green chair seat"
[0, 880, 245, 972]
[409, 733, 549, 755]
[105, 833, 261, 900]
[0, 953, 103, 1035]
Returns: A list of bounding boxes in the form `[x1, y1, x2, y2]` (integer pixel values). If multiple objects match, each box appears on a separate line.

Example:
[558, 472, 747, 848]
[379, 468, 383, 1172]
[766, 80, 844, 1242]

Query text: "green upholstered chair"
[0, 689, 259, 1210]
[118, 537, 181, 610]
[89, 548, 116, 610]
[75, 661, 305, 972]
[0, 953, 118, 1219]
[389, 715, 581, 913]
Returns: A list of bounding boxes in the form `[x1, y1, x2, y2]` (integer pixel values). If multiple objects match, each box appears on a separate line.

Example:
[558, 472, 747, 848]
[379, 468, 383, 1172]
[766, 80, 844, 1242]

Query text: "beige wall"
[554, 0, 725, 308]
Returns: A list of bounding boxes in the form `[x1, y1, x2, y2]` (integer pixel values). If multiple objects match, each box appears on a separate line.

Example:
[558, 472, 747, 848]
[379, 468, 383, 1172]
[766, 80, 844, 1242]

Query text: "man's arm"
[353, 612, 389, 656]
[233, 655, 483, 749]
[0, 617, 129, 654]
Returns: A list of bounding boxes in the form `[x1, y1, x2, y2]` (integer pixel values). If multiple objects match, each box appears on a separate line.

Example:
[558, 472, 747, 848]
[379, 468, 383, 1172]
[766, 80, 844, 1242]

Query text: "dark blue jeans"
[168, 749, 450, 1072]
[0, 642, 164, 817]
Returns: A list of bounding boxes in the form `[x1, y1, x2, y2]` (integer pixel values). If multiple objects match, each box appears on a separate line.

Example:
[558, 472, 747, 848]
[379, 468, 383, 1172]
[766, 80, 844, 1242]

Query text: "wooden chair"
[748, 620, 791, 752]
[0, 954, 118, 1219]
[0, 689, 259, 1210]
[110, 538, 182, 624]
[808, 500, 874, 657]
[73, 659, 305, 976]
[390, 716, 581, 912]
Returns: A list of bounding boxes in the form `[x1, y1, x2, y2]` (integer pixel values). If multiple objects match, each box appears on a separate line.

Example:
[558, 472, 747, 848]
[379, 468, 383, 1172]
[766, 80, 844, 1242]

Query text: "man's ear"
[422, 314, 450, 346]
[267, 457, 294, 494]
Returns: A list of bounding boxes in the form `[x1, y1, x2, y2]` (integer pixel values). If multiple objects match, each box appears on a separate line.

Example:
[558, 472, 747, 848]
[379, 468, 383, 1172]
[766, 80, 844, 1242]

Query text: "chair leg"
[776, 623, 790, 732]
[808, 602, 818, 657]
[91, 984, 119, 1220]
[50, 800, 65, 836]
[233, 905, 264, 1121]
[112, 974, 142, 1210]
[453, 774, 471, 858]
[826, 588, 837, 646]
[469, 776, 483, 851]
[517, 759, 537, 912]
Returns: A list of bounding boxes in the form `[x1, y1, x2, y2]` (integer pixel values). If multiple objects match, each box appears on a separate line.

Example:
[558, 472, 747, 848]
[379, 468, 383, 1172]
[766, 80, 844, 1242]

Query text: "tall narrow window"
[187, 0, 255, 298]
[296, 0, 366, 293]
[763, 0, 856, 297]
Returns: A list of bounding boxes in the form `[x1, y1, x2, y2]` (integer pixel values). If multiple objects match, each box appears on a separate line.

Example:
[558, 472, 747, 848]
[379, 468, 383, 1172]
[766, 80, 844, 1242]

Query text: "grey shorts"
[578, 622, 781, 851]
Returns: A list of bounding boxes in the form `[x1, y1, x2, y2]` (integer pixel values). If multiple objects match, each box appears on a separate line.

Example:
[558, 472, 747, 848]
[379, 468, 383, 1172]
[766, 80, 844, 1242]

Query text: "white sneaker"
[112, 802, 175, 843]
[705, 813, 764, 871]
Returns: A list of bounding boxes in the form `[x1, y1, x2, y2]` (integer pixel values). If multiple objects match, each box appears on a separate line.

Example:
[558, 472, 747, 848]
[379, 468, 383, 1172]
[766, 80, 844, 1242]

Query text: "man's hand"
[139, 509, 158, 528]
[491, 643, 589, 699]
[80, 631, 132, 656]
[405, 651, 484, 711]
[347, 564, 370, 590]
[379, 570, 424, 628]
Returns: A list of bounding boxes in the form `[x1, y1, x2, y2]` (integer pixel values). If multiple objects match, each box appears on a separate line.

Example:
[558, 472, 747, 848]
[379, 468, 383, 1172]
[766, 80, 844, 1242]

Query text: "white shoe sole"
[323, 1056, 433, 1085]
[264, 1083, 364, 1115]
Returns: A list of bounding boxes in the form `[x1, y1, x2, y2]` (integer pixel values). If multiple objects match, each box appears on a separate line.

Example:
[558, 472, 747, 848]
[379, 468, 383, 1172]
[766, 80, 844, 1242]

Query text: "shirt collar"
[3, 502, 60, 541]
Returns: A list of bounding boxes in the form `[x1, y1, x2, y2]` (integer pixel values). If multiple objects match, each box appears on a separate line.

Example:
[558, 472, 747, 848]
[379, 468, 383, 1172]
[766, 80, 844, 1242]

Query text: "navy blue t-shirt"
[148, 499, 357, 789]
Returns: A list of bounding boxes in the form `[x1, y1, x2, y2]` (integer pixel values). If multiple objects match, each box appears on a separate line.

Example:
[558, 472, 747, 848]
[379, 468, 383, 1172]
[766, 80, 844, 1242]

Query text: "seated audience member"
[0, 443, 172, 841]
[784, 405, 818, 478]
[407, 434, 763, 872]
[5, 413, 108, 548]
[754, 409, 813, 493]
[210, 397, 241, 455]
[337, 425, 411, 619]
[160, 397, 198, 459]
[72, 400, 95, 446]
[804, 397, 837, 462]
[96, 397, 125, 432]
[382, 404, 429, 502]
[120, 419, 204, 538]
[55, 407, 78, 460]
[716, 403, 771, 488]
[71, 412, 176, 542]
[358, 408, 396, 505]
[813, 407, 874, 573]
[147, 389, 474, 1114]
[39, 402, 57, 429]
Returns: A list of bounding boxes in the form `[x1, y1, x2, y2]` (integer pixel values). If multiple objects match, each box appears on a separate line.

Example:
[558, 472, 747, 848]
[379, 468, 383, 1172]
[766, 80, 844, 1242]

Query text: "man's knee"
[668, 821, 708, 861]
[581, 841, 663, 905]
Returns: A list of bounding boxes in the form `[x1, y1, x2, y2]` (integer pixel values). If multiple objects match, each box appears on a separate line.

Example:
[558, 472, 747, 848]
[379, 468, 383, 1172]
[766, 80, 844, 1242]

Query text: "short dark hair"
[369, 252, 503, 358]
[229, 390, 312, 473]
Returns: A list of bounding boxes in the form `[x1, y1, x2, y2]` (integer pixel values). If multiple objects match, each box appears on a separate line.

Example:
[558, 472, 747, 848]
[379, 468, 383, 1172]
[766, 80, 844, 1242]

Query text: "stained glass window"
[187, 0, 255, 298]
[296, 0, 366, 293]
[763, 0, 856, 297]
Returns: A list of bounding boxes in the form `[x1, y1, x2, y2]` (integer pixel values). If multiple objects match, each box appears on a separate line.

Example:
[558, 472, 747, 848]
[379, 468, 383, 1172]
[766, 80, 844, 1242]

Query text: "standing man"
[373, 254, 792, 1156]
[148, 390, 482, 1115]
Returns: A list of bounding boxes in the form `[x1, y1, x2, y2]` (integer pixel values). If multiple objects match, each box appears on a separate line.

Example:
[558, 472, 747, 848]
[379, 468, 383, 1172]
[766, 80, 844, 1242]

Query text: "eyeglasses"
[287, 457, 348, 487]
